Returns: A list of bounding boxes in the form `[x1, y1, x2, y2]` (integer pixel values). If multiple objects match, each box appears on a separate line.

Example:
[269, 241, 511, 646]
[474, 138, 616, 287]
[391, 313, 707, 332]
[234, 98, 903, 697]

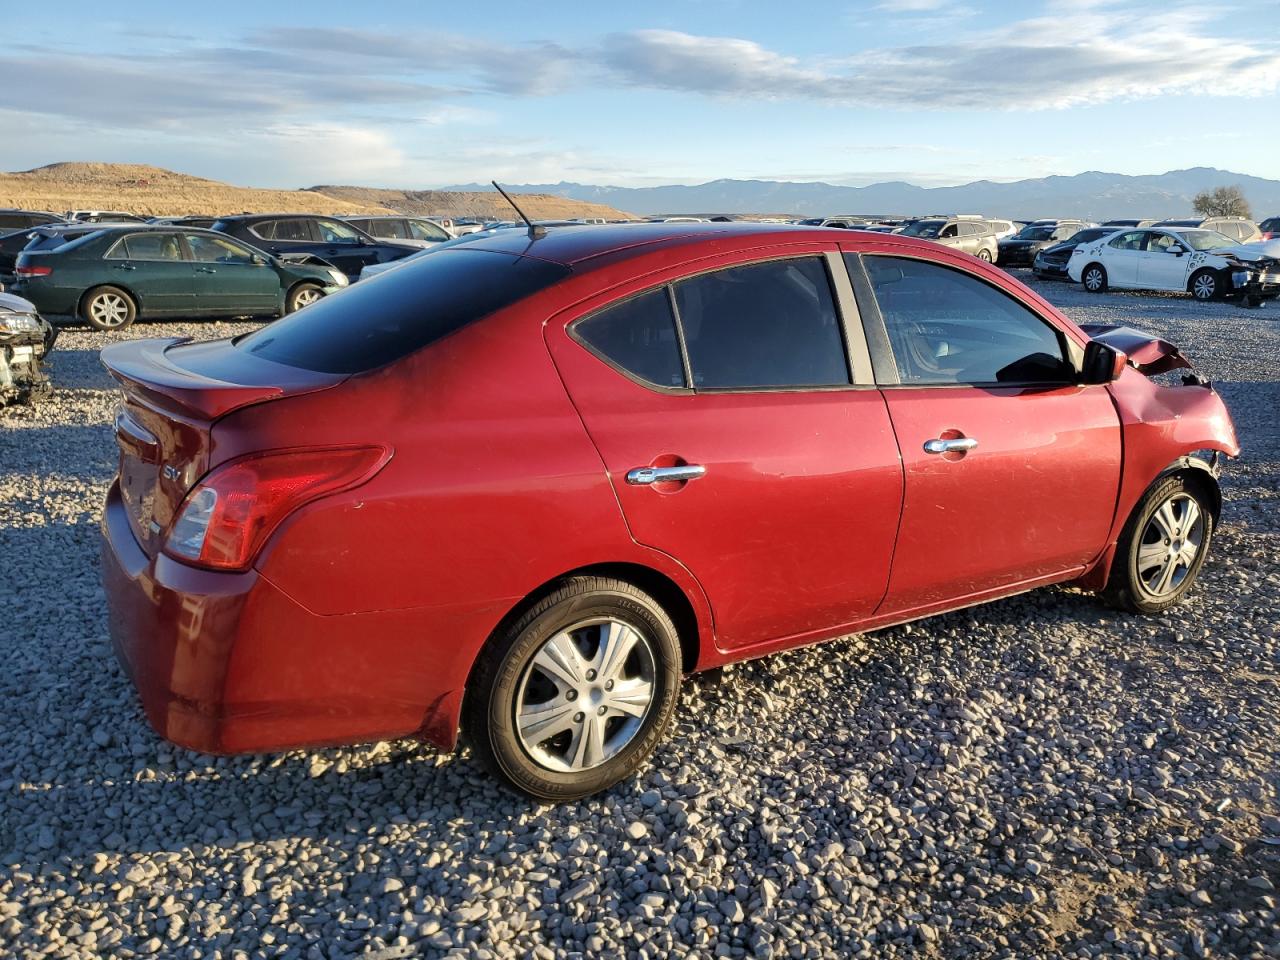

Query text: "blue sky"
[3, 0, 1277, 189]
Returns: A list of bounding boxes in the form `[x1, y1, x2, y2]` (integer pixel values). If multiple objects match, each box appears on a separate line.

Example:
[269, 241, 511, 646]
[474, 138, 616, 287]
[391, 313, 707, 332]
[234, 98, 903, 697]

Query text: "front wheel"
[463, 577, 682, 801]
[1081, 263, 1108, 293]
[286, 282, 324, 314]
[1189, 268, 1220, 301]
[1102, 475, 1215, 614]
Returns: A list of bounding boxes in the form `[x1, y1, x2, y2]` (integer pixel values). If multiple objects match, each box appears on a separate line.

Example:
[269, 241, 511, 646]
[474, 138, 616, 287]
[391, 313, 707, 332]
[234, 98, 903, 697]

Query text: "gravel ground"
[1, 282, 1277, 959]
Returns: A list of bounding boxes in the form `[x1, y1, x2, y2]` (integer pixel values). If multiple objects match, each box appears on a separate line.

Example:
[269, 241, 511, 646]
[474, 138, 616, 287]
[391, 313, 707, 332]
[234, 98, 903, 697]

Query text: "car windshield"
[239, 249, 570, 374]
[1014, 226, 1055, 240]
[900, 220, 944, 238]
[1176, 230, 1236, 251]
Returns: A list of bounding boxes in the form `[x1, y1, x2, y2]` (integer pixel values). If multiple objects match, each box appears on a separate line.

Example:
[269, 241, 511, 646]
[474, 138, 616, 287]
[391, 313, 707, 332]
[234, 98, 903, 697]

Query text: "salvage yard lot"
[1, 277, 1278, 958]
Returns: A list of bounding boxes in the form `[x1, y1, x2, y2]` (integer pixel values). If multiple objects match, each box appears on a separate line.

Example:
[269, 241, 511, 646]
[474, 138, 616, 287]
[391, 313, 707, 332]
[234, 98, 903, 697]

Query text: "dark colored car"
[1259, 216, 1280, 240]
[212, 215, 419, 282]
[97, 223, 1238, 800]
[0, 224, 103, 288]
[0, 209, 66, 232]
[1102, 219, 1157, 229]
[997, 221, 1089, 267]
[12, 225, 346, 330]
[0, 291, 54, 404]
[1033, 226, 1122, 280]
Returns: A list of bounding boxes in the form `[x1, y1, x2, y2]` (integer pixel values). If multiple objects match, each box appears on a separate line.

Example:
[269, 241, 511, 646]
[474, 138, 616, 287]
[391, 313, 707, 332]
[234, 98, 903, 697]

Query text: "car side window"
[409, 220, 450, 241]
[940, 224, 958, 238]
[675, 257, 850, 389]
[365, 220, 406, 239]
[116, 233, 184, 261]
[271, 220, 314, 241]
[251, 221, 277, 240]
[1149, 233, 1179, 254]
[574, 288, 685, 388]
[862, 255, 1071, 386]
[1109, 231, 1146, 251]
[187, 234, 255, 263]
[316, 219, 361, 243]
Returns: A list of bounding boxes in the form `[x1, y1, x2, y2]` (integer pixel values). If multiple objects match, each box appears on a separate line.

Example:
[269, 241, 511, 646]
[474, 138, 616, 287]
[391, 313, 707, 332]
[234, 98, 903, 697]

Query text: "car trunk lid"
[101, 337, 345, 556]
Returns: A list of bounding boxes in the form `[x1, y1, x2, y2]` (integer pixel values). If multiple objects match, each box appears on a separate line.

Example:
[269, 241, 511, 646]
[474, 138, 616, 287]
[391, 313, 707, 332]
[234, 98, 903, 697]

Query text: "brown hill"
[0, 163, 397, 217]
[309, 184, 634, 221]
[0, 163, 635, 221]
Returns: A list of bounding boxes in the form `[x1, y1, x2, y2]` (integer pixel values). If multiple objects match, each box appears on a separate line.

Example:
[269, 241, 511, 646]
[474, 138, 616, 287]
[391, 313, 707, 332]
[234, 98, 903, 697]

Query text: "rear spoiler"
[1078, 323, 1196, 378]
[100, 338, 342, 420]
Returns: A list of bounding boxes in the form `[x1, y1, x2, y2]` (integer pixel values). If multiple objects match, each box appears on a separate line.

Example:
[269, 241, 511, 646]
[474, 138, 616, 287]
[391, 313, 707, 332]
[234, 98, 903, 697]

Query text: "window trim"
[850, 251, 1082, 390]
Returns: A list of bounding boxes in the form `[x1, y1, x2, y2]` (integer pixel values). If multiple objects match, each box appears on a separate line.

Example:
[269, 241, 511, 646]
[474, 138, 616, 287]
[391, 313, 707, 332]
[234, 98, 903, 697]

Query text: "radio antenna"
[492, 180, 545, 239]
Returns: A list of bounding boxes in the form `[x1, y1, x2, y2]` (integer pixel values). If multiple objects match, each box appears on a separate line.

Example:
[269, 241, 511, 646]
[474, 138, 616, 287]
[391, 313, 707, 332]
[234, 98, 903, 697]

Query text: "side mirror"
[1081, 340, 1127, 385]
[1169, 245, 1186, 256]
[250, 254, 266, 265]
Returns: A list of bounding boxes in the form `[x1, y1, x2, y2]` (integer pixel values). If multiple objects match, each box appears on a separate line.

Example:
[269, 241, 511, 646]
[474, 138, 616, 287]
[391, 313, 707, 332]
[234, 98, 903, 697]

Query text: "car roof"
[443, 221, 882, 268]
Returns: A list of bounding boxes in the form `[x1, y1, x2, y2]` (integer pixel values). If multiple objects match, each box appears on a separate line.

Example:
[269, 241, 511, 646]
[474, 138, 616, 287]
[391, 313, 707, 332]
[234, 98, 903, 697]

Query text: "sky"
[2, 0, 1278, 190]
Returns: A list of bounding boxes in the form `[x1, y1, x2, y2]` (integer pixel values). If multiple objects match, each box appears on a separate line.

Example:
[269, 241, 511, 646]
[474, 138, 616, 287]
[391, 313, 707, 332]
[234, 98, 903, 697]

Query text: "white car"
[340, 216, 454, 248]
[984, 218, 1018, 241]
[1068, 227, 1280, 302]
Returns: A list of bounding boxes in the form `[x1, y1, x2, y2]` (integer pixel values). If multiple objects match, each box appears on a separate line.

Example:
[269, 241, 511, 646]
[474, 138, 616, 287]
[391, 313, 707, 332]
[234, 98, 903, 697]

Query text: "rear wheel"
[1101, 475, 1215, 614]
[1189, 268, 1220, 301]
[286, 282, 324, 314]
[976, 248, 993, 262]
[463, 576, 682, 801]
[1082, 263, 1108, 293]
[81, 286, 136, 331]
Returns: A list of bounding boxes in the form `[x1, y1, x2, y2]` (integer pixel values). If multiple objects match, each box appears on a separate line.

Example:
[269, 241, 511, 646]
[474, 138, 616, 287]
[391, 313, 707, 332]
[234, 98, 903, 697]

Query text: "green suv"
[11, 225, 347, 331]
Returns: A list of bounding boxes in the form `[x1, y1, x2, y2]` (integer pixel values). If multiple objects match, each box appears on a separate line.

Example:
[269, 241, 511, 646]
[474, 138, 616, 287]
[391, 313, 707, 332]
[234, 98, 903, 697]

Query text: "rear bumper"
[100, 482, 496, 754]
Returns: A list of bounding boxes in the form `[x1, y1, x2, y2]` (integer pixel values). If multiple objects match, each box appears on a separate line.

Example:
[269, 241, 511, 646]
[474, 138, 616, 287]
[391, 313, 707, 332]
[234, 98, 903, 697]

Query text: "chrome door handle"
[923, 437, 978, 455]
[115, 264, 136, 271]
[196, 266, 217, 274]
[626, 465, 706, 485]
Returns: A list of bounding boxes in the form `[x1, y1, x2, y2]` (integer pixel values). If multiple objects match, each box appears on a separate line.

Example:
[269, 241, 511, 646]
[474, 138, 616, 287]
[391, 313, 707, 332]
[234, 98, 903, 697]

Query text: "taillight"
[164, 446, 391, 571]
[15, 265, 52, 278]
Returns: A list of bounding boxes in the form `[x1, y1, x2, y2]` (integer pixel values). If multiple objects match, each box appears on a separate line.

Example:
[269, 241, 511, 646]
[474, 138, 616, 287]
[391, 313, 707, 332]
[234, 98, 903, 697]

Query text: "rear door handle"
[626, 465, 706, 485]
[196, 266, 217, 274]
[923, 437, 978, 455]
[115, 264, 136, 271]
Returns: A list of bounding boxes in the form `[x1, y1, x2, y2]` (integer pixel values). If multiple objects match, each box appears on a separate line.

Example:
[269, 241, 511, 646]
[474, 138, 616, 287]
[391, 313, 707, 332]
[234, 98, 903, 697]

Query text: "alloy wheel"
[1084, 268, 1104, 291]
[1192, 273, 1216, 300]
[294, 287, 322, 308]
[1136, 493, 1205, 597]
[90, 294, 129, 328]
[515, 618, 656, 772]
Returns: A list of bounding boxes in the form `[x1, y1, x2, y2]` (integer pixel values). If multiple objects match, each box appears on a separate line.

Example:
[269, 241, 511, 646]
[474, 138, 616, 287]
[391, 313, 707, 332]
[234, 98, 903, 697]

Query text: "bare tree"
[1192, 185, 1252, 219]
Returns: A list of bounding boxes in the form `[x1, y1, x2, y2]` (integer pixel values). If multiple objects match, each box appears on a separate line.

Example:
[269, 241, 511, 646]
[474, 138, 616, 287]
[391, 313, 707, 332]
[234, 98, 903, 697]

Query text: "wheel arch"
[1154, 453, 1223, 521]
[79, 282, 140, 318]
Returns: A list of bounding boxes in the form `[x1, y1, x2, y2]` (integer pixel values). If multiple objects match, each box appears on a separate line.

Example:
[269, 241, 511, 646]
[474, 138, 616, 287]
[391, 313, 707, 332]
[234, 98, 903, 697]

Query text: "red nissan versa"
[99, 223, 1239, 800]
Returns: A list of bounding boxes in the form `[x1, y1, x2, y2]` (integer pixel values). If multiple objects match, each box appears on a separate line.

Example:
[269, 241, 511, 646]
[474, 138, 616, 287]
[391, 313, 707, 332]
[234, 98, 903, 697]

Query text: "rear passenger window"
[675, 258, 849, 389]
[118, 234, 184, 260]
[861, 255, 1070, 386]
[574, 289, 685, 388]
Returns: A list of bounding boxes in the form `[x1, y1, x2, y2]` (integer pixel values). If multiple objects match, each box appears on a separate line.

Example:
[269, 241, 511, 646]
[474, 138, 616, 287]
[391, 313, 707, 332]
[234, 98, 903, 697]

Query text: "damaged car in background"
[1069, 227, 1280, 305]
[0, 291, 54, 405]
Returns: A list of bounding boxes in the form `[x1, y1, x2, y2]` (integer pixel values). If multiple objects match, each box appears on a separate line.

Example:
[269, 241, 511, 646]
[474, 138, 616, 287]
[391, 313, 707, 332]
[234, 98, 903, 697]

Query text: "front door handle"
[626, 465, 706, 485]
[923, 437, 978, 455]
[115, 264, 136, 271]
[196, 266, 217, 274]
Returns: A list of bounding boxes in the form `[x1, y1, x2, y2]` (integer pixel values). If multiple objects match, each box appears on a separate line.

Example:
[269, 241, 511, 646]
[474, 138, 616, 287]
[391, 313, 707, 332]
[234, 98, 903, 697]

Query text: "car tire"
[286, 282, 324, 314]
[462, 576, 683, 801]
[976, 248, 993, 262]
[1189, 268, 1220, 301]
[81, 286, 136, 331]
[1101, 474, 1215, 615]
[1081, 263, 1108, 293]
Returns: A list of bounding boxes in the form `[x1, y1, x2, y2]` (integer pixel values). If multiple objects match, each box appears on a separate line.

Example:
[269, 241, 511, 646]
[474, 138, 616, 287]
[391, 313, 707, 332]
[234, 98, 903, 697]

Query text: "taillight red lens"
[164, 446, 391, 571]
[15, 265, 52, 278]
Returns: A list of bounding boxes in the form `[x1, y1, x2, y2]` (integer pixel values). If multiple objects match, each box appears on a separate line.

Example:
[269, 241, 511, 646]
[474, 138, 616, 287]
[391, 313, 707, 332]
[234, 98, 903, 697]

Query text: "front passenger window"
[861, 255, 1071, 386]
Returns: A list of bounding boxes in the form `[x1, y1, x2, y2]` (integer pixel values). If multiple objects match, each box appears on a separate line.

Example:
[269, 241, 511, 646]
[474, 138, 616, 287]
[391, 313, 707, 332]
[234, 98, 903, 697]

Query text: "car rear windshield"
[900, 220, 943, 238]
[237, 249, 571, 374]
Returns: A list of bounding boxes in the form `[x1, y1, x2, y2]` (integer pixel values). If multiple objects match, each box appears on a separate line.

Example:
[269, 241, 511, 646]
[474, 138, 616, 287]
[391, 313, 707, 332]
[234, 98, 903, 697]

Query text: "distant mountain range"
[445, 168, 1280, 220]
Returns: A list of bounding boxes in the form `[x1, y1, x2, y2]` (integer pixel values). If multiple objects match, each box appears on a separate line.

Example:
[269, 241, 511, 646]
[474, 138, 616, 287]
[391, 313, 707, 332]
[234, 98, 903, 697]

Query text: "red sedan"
[99, 223, 1239, 800]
